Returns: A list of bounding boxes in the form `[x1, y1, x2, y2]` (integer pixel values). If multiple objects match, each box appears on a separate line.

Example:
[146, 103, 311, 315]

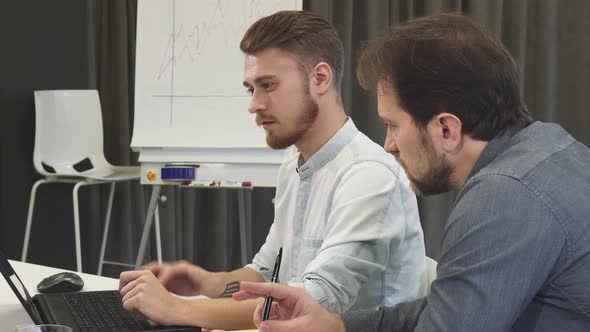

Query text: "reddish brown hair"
[240, 10, 344, 92]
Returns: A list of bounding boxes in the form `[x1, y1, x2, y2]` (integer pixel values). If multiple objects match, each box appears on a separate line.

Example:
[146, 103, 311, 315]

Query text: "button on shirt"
[247, 119, 426, 313]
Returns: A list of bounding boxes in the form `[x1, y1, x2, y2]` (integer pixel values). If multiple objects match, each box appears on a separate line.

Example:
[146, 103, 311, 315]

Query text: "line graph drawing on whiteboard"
[133, 0, 301, 149]
[149, 0, 300, 126]
[156, 1, 239, 81]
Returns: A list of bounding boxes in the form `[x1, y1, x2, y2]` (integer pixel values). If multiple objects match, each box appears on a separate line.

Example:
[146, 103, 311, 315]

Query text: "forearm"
[180, 297, 263, 330]
[210, 267, 264, 297]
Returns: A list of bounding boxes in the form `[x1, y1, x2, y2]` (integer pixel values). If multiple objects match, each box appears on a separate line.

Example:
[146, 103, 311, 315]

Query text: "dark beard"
[408, 131, 453, 196]
[408, 156, 453, 196]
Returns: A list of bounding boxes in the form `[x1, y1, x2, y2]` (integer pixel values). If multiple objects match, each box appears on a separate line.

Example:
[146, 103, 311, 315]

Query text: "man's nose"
[248, 91, 266, 114]
[384, 132, 399, 154]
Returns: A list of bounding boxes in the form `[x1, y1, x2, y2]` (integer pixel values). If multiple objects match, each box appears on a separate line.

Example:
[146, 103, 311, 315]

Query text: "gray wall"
[0, 0, 92, 267]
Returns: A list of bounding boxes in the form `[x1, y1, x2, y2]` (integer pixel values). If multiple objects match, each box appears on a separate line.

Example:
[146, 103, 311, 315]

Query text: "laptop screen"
[0, 250, 43, 324]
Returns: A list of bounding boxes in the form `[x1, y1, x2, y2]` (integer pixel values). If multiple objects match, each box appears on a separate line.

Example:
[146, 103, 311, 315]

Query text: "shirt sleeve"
[293, 161, 411, 313]
[342, 174, 566, 331]
[246, 221, 279, 281]
[246, 163, 290, 281]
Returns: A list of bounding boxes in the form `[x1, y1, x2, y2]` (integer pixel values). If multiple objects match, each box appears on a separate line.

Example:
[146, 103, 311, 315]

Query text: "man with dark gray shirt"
[232, 13, 590, 331]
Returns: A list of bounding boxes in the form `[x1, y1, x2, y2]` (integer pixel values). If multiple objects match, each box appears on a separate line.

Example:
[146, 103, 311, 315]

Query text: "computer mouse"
[37, 271, 84, 293]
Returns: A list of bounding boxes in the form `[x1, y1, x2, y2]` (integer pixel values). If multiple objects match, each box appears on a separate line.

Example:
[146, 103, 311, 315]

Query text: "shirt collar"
[465, 125, 523, 182]
[296, 117, 358, 178]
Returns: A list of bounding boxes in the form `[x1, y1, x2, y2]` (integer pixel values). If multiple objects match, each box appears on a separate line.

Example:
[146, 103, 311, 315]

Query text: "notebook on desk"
[0, 251, 200, 332]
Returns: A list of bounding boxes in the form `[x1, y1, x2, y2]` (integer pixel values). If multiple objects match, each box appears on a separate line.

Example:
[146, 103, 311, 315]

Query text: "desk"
[0, 260, 118, 329]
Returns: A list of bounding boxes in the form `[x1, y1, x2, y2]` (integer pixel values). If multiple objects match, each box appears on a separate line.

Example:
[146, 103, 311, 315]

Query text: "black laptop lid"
[0, 250, 43, 324]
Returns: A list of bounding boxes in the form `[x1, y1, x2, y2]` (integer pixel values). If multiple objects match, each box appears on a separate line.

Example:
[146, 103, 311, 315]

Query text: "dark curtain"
[1, 0, 588, 275]
[0, 0, 275, 277]
[1, 0, 95, 270]
[87, 0, 277, 276]
[305, 0, 590, 259]
[86, 0, 146, 276]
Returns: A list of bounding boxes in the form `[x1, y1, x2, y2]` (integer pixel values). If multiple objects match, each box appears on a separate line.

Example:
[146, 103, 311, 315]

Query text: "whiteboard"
[132, 0, 301, 149]
[131, 0, 302, 186]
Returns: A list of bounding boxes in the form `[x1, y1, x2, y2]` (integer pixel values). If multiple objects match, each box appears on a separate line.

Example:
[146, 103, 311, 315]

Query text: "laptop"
[0, 251, 200, 332]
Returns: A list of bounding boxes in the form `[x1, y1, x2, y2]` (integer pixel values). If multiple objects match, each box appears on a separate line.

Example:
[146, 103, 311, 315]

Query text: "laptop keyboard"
[63, 291, 150, 331]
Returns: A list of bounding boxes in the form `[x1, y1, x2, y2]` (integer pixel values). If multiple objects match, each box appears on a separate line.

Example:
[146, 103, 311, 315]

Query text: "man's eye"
[246, 88, 254, 95]
[263, 83, 275, 90]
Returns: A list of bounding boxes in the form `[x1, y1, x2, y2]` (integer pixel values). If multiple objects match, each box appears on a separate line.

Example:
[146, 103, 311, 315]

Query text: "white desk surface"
[0, 260, 119, 329]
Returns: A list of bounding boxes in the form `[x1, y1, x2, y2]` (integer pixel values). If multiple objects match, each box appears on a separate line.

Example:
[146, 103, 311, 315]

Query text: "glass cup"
[15, 325, 73, 332]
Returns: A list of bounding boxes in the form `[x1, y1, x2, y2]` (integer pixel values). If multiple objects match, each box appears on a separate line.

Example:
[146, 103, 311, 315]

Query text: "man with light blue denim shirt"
[248, 117, 426, 313]
[118, 10, 427, 331]
[231, 13, 590, 332]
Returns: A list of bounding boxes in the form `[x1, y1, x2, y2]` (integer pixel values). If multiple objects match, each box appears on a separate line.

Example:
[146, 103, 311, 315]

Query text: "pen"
[261, 247, 282, 321]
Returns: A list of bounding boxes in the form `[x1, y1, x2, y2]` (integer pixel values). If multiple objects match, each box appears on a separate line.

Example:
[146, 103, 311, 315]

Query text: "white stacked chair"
[21, 90, 140, 273]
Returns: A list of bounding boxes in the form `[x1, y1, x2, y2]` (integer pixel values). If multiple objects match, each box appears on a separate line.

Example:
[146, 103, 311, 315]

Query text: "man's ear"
[434, 113, 463, 152]
[312, 62, 332, 95]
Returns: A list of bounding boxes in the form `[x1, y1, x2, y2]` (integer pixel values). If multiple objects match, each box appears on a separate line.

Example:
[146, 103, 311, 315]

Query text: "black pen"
[261, 247, 282, 321]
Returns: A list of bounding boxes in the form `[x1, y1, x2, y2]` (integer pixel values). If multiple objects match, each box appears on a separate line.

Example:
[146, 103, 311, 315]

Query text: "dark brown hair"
[357, 13, 532, 140]
[240, 10, 344, 92]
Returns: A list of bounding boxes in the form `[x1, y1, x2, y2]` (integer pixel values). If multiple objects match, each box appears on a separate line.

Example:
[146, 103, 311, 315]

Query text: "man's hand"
[142, 260, 222, 297]
[232, 281, 346, 332]
[119, 270, 190, 325]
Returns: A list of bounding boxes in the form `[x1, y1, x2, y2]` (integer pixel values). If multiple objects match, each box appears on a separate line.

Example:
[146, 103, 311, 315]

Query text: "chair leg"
[97, 182, 116, 276]
[73, 182, 90, 272]
[22, 179, 51, 262]
[154, 203, 163, 264]
[135, 185, 161, 268]
[238, 190, 248, 266]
